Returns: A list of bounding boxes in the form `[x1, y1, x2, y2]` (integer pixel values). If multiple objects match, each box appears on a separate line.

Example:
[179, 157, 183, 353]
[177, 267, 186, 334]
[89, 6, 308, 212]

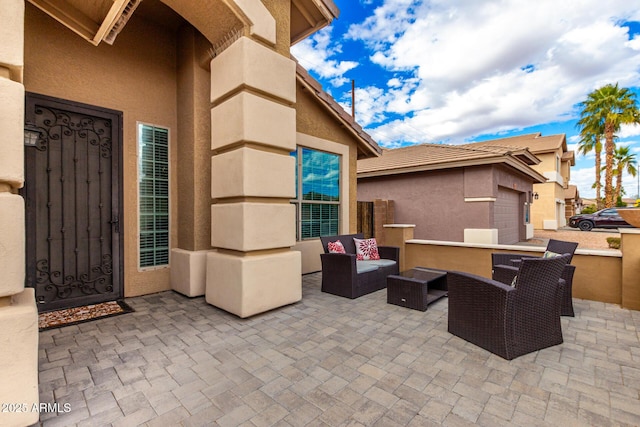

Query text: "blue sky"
[292, 0, 640, 200]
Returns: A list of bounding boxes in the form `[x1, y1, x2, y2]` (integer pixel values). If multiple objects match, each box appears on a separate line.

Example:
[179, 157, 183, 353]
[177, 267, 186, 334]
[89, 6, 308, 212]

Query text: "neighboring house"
[466, 133, 575, 230]
[0, 1, 380, 423]
[357, 142, 546, 245]
[565, 185, 582, 218]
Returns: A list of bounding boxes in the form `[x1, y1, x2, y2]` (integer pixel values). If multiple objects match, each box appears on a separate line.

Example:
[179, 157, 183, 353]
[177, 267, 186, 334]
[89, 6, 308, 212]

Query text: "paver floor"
[37, 273, 640, 426]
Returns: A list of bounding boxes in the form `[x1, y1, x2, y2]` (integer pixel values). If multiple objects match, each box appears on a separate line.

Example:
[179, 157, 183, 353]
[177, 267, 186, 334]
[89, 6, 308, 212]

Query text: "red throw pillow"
[327, 240, 346, 254]
[353, 237, 380, 260]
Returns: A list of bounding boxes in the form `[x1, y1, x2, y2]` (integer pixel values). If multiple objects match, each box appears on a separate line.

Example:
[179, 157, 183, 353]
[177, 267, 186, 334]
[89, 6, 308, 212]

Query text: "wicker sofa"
[448, 255, 570, 360]
[319, 233, 399, 299]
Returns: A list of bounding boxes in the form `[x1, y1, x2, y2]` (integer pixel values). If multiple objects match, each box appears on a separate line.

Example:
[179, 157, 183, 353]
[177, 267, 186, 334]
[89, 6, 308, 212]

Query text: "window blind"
[138, 124, 169, 268]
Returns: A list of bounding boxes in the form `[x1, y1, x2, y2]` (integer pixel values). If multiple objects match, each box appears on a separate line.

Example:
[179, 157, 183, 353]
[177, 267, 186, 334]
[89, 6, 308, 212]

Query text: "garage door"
[495, 188, 520, 244]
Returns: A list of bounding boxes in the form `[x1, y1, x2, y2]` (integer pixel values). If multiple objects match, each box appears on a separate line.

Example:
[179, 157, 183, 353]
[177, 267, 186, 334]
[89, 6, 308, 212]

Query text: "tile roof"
[357, 142, 546, 183]
[465, 133, 567, 154]
[564, 185, 579, 200]
[295, 62, 381, 158]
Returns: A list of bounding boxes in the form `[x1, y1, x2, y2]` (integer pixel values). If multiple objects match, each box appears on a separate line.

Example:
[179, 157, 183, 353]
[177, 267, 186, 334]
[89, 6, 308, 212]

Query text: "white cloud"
[291, 27, 359, 87]
[618, 123, 640, 139]
[336, 0, 640, 145]
[293, 0, 640, 198]
[571, 166, 598, 199]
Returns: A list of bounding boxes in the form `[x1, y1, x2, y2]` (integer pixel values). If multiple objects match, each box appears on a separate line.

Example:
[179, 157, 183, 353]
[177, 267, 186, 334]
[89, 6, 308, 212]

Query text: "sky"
[291, 0, 640, 200]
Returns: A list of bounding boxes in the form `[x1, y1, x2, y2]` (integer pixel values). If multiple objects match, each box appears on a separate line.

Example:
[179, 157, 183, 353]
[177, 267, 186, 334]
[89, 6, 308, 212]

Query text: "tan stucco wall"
[530, 151, 559, 175]
[561, 159, 571, 183]
[404, 241, 623, 305]
[621, 229, 640, 310]
[160, 0, 240, 48]
[262, 0, 291, 56]
[24, 4, 180, 296]
[177, 27, 213, 252]
[530, 151, 566, 229]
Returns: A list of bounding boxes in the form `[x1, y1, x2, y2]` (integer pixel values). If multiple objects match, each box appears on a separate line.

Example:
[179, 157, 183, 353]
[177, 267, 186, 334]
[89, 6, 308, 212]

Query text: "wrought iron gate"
[24, 93, 123, 312]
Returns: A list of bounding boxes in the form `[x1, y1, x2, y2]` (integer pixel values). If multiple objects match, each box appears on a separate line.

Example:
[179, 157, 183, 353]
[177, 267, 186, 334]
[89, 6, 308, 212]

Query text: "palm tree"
[576, 129, 603, 208]
[613, 145, 638, 203]
[577, 84, 640, 208]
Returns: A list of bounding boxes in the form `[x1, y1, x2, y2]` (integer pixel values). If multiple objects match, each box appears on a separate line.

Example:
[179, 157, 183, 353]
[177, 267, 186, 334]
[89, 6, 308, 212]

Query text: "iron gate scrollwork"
[35, 255, 113, 304]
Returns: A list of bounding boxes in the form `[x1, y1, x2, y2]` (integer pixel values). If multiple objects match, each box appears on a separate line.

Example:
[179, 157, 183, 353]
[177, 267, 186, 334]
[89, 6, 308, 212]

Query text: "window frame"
[137, 122, 171, 270]
[291, 146, 342, 241]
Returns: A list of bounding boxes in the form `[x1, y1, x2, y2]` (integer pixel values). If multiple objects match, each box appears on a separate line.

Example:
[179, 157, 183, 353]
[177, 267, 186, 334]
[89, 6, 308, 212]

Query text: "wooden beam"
[93, 0, 129, 45]
[28, 0, 100, 43]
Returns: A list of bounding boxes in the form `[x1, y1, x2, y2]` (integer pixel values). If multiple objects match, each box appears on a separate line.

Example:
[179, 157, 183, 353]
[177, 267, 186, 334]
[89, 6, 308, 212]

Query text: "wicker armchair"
[448, 255, 570, 360]
[491, 239, 579, 316]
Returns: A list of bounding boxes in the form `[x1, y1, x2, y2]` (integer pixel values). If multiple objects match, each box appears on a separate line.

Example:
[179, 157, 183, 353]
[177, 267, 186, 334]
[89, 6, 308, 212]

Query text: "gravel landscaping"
[521, 227, 622, 250]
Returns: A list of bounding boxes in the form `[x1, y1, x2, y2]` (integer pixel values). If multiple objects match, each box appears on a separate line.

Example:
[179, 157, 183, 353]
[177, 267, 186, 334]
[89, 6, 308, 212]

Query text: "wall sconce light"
[533, 192, 539, 200]
[24, 122, 42, 147]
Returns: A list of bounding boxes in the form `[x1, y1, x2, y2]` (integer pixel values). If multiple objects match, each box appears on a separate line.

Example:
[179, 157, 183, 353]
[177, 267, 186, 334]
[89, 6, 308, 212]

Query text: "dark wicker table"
[386, 267, 448, 311]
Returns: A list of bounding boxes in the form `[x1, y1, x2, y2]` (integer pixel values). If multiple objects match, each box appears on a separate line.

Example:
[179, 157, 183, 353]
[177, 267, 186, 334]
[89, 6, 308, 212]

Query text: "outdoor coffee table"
[386, 267, 448, 311]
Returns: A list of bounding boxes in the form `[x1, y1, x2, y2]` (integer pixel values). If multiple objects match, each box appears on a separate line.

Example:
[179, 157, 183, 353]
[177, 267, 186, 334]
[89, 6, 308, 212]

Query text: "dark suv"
[568, 208, 633, 231]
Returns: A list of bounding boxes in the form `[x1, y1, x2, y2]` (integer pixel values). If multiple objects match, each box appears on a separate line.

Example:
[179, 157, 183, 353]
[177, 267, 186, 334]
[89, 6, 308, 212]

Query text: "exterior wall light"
[533, 192, 539, 200]
[24, 122, 42, 147]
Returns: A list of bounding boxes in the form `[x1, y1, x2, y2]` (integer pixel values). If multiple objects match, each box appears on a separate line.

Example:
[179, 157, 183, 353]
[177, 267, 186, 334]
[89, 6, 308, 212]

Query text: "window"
[138, 124, 169, 268]
[600, 209, 618, 217]
[291, 147, 340, 240]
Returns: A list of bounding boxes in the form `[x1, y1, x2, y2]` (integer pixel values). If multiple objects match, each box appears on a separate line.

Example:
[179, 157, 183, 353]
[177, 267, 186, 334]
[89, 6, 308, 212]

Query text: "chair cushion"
[362, 259, 397, 268]
[356, 261, 379, 274]
[327, 240, 346, 254]
[353, 237, 380, 260]
[542, 250, 561, 258]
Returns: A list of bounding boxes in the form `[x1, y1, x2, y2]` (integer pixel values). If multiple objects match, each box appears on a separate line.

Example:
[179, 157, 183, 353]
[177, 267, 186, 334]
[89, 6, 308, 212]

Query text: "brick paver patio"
[37, 273, 640, 426]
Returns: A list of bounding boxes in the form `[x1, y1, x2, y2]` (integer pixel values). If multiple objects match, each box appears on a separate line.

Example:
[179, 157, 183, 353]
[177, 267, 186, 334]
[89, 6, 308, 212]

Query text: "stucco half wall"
[403, 240, 623, 306]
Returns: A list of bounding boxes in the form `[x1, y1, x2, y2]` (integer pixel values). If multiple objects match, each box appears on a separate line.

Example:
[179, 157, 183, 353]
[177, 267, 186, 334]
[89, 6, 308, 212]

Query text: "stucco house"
[0, 1, 381, 424]
[357, 141, 547, 245]
[565, 184, 582, 218]
[466, 133, 575, 230]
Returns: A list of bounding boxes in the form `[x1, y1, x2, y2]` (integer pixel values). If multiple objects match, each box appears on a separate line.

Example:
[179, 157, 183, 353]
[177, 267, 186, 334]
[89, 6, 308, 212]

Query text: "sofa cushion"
[542, 250, 561, 258]
[320, 234, 363, 255]
[354, 237, 380, 260]
[356, 261, 379, 274]
[327, 240, 346, 254]
[363, 259, 397, 268]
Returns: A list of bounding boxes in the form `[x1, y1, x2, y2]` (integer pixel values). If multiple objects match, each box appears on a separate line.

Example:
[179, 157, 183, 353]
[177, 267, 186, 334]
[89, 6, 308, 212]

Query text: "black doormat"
[38, 300, 134, 331]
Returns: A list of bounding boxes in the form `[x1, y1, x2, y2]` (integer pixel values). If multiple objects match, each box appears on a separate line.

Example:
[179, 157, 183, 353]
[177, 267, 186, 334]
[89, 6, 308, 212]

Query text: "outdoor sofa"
[319, 233, 399, 299]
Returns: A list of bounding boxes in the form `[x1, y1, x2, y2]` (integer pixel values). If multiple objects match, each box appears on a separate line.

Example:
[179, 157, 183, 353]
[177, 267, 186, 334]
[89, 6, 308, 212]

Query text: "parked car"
[568, 208, 634, 231]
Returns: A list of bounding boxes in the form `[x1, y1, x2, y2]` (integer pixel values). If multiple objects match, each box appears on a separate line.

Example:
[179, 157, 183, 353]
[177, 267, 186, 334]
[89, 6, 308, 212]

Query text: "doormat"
[38, 301, 134, 331]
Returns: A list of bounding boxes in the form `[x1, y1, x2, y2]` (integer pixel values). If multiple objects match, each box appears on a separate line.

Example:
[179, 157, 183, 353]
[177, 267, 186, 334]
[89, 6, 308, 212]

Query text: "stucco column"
[170, 27, 213, 297]
[383, 224, 415, 272]
[0, 1, 39, 426]
[620, 229, 640, 311]
[206, 36, 300, 318]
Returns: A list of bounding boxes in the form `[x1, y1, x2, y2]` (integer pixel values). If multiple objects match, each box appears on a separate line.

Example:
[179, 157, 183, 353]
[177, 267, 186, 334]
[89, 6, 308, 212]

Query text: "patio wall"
[384, 225, 640, 311]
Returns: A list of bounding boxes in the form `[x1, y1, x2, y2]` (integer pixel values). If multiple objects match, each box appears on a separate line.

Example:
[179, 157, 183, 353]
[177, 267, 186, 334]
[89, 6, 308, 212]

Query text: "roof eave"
[290, 0, 340, 45]
[358, 155, 546, 182]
